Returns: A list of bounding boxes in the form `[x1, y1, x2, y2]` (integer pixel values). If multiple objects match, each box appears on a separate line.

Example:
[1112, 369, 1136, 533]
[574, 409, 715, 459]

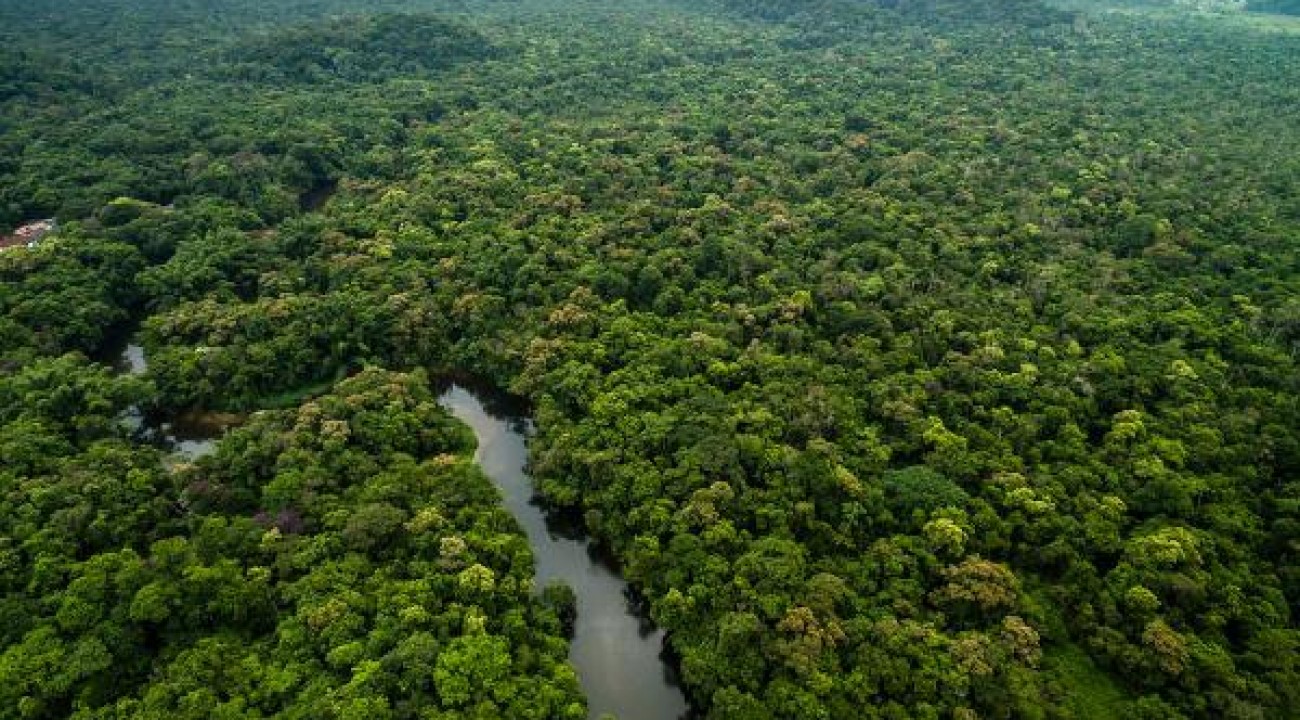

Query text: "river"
[438, 384, 690, 720]
[113, 343, 688, 718]
[117, 343, 228, 459]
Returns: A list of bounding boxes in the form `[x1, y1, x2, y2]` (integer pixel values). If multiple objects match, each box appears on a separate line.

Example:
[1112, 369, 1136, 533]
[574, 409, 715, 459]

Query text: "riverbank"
[439, 384, 690, 720]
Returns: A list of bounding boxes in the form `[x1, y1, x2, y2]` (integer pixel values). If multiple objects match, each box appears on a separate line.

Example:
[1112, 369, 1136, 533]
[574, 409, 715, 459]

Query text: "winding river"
[114, 342, 687, 718]
[438, 384, 690, 720]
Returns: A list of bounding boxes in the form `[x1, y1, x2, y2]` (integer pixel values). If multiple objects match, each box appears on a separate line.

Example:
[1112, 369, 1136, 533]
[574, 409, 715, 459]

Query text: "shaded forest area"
[2, 0, 1299, 718]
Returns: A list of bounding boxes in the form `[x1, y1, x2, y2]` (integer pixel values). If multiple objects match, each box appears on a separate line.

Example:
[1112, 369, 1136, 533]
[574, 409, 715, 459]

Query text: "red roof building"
[0, 219, 56, 252]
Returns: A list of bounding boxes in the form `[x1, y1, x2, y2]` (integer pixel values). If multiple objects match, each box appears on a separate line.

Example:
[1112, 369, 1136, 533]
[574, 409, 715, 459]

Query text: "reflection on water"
[119, 343, 147, 375]
[439, 385, 690, 720]
[112, 350, 687, 715]
[117, 343, 228, 459]
[165, 412, 226, 459]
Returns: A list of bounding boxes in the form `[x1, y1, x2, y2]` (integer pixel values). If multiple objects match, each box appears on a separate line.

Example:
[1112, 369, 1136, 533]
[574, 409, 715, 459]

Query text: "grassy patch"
[254, 375, 343, 410]
[1042, 643, 1130, 719]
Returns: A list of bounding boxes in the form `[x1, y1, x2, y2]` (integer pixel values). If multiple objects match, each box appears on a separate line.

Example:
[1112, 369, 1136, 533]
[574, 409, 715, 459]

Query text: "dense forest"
[2, 0, 1299, 718]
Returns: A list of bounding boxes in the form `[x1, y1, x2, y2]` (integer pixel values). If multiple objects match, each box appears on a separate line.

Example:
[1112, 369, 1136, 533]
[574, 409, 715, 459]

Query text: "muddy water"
[117, 343, 230, 459]
[438, 384, 690, 720]
[110, 350, 689, 717]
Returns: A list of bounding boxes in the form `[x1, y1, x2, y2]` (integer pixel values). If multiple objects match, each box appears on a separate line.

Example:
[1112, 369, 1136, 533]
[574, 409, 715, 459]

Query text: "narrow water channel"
[438, 385, 690, 720]
[116, 343, 225, 459]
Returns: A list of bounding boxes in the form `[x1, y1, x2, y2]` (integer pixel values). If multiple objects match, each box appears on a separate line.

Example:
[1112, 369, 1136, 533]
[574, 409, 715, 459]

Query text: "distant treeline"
[1247, 0, 1300, 14]
[716, 0, 1075, 25]
[218, 14, 495, 85]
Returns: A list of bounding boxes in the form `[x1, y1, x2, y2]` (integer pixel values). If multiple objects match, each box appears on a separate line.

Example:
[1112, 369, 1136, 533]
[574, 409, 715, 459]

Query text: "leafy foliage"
[1, 0, 1298, 718]
[220, 14, 496, 86]
[0, 367, 584, 718]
